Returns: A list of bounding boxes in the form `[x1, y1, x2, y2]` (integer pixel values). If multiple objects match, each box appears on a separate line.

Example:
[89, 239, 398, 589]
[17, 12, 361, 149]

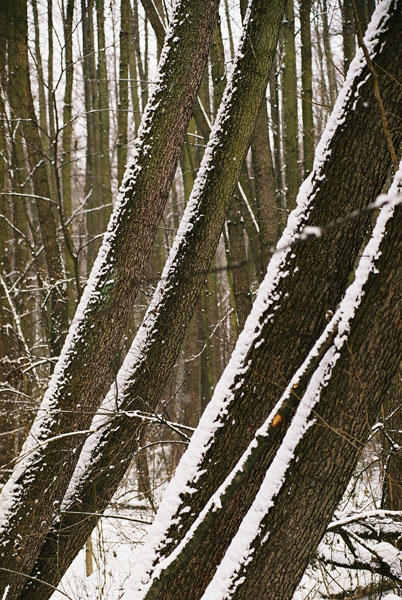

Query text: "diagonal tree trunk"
[21, 1, 285, 596]
[131, 2, 402, 596]
[0, 1, 220, 596]
[203, 167, 402, 600]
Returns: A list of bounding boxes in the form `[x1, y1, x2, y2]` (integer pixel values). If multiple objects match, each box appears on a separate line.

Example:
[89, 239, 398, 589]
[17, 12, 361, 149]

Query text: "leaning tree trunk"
[21, 1, 285, 596]
[0, 1, 220, 596]
[131, 2, 402, 597]
[202, 167, 402, 600]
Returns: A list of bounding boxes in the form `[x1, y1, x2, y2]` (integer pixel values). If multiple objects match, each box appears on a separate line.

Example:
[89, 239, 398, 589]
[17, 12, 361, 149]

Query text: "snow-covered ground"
[53, 440, 401, 600]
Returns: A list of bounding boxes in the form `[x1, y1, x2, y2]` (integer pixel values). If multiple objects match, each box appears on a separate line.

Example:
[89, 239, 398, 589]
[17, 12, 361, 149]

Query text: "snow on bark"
[200, 164, 402, 598]
[19, 0, 285, 595]
[62, 0, 284, 509]
[0, 0, 220, 594]
[125, 2, 399, 593]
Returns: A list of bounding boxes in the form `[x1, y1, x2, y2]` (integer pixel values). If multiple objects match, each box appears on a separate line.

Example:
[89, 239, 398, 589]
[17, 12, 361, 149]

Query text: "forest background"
[0, 0, 401, 598]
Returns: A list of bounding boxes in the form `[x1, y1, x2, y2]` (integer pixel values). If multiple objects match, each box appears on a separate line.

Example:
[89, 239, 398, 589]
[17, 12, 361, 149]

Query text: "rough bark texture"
[138, 2, 402, 596]
[22, 1, 285, 596]
[0, 1, 220, 596]
[229, 196, 402, 600]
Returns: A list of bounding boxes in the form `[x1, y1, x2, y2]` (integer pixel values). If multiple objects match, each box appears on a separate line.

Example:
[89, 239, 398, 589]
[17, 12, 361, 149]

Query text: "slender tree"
[282, 0, 300, 210]
[117, 0, 130, 185]
[21, 1, 285, 595]
[300, 0, 315, 176]
[96, 0, 113, 207]
[0, 1, 221, 596]
[7, 0, 68, 357]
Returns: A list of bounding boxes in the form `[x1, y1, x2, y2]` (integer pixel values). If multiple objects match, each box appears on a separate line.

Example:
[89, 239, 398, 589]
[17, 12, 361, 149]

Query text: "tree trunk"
[61, 0, 77, 312]
[321, 0, 338, 106]
[117, 0, 130, 186]
[7, 0, 68, 358]
[22, 2, 285, 596]
[282, 0, 300, 211]
[96, 0, 113, 207]
[342, 0, 355, 75]
[300, 0, 315, 177]
[0, 1, 220, 596]
[81, 0, 104, 266]
[269, 55, 284, 208]
[133, 3, 402, 596]
[207, 169, 402, 600]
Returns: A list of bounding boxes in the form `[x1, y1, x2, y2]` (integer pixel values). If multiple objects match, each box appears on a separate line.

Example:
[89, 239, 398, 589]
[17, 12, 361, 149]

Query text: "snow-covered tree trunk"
[0, 0, 220, 596]
[126, 1, 402, 597]
[20, 1, 285, 596]
[204, 167, 402, 600]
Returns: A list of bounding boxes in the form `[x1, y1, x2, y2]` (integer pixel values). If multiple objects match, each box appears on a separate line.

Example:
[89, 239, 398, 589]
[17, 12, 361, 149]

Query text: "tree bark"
[133, 2, 402, 596]
[282, 0, 300, 211]
[117, 0, 130, 186]
[96, 0, 113, 207]
[7, 0, 69, 358]
[209, 169, 402, 600]
[0, 1, 220, 596]
[342, 0, 356, 75]
[22, 1, 285, 596]
[300, 0, 315, 177]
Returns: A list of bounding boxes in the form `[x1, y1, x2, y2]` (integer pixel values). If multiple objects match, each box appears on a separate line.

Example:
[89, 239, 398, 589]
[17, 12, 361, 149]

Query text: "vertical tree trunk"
[300, 0, 315, 177]
[117, 0, 130, 185]
[250, 100, 279, 270]
[81, 0, 104, 266]
[269, 55, 284, 207]
[61, 0, 77, 310]
[96, 0, 113, 207]
[381, 365, 402, 514]
[321, 0, 338, 106]
[342, 0, 355, 75]
[7, 0, 68, 357]
[282, 0, 300, 211]
[128, 0, 142, 133]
